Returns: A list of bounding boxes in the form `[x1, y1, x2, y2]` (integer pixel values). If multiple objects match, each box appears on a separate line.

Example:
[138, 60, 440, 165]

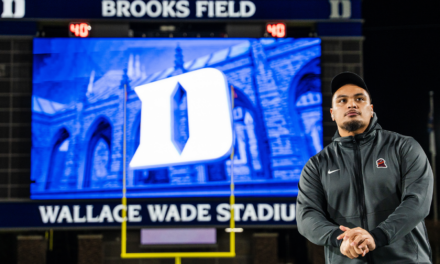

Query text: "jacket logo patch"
[376, 158, 387, 168]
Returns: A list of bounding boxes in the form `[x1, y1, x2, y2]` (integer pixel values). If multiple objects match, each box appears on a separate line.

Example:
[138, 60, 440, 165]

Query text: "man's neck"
[338, 126, 368, 137]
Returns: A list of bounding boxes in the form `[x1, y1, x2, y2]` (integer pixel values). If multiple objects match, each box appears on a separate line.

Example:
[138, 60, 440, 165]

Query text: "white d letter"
[130, 68, 233, 169]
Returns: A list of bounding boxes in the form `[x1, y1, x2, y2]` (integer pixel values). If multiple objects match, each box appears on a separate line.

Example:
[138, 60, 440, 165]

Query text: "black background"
[363, 0, 440, 153]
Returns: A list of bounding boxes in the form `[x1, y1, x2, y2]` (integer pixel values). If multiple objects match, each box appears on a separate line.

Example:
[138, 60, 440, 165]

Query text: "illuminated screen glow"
[31, 38, 322, 199]
[141, 228, 216, 245]
[69, 23, 91, 38]
[266, 23, 286, 38]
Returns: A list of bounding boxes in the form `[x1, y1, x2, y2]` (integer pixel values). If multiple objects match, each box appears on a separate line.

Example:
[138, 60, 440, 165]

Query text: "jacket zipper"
[353, 138, 374, 263]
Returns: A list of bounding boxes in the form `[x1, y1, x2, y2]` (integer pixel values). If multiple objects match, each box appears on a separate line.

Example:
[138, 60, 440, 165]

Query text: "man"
[296, 72, 433, 263]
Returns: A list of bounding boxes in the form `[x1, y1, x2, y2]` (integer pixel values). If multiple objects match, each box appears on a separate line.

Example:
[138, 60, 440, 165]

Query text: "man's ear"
[330, 108, 334, 121]
[371, 104, 374, 116]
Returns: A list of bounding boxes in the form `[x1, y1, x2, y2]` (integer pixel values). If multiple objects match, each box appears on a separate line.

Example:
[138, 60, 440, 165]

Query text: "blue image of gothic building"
[31, 38, 322, 199]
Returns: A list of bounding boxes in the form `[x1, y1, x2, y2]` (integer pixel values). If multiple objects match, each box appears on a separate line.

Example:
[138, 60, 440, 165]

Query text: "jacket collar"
[332, 113, 381, 145]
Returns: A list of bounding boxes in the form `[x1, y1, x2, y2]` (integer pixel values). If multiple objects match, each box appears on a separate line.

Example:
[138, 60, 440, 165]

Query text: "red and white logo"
[376, 158, 387, 168]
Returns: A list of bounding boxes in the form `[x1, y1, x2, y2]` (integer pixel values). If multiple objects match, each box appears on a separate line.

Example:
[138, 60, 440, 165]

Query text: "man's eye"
[356, 98, 365, 101]
[339, 99, 346, 103]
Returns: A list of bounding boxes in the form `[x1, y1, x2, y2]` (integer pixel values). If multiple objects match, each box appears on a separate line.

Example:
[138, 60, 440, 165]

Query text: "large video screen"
[31, 38, 322, 199]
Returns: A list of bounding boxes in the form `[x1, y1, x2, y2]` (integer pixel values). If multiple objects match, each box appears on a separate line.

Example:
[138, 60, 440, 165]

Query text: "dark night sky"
[362, 0, 440, 153]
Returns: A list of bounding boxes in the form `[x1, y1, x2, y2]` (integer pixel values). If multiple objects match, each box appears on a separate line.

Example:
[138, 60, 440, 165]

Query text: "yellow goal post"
[120, 84, 237, 264]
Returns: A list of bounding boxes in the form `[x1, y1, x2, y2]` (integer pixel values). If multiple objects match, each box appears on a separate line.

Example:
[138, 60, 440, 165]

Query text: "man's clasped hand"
[337, 226, 377, 259]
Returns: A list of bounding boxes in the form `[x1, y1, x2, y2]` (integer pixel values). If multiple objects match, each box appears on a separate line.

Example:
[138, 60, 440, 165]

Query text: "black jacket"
[296, 114, 433, 263]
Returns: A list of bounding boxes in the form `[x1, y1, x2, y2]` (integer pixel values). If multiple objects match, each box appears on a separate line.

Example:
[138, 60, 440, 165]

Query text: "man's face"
[330, 84, 374, 133]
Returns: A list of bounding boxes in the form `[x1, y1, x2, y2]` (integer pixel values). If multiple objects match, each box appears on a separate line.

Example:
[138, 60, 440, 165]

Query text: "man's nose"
[347, 99, 358, 108]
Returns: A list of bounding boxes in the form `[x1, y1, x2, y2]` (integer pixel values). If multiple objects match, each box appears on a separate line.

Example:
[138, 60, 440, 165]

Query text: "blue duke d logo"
[130, 68, 234, 169]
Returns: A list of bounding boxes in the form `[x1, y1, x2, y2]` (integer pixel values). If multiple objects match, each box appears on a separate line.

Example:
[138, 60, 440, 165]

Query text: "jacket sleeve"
[372, 137, 433, 246]
[296, 157, 341, 246]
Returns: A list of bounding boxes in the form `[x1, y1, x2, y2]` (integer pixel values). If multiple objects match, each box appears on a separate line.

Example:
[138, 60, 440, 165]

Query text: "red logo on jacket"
[376, 158, 387, 168]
